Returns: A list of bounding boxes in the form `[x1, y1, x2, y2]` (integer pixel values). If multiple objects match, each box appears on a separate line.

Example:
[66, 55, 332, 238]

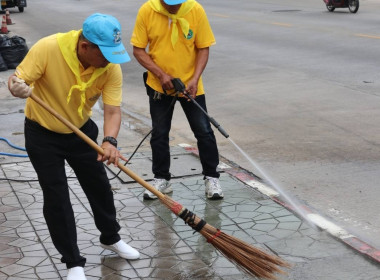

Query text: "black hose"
[171, 78, 229, 138]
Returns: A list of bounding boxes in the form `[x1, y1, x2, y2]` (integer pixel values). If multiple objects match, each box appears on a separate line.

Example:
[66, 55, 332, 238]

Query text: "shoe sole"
[206, 193, 224, 200]
[161, 187, 173, 194]
[143, 186, 173, 200]
[143, 193, 158, 200]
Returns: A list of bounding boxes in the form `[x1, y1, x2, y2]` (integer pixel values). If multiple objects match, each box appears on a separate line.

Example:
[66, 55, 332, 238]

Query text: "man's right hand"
[159, 72, 174, 92]
[8, 76, 32, 99]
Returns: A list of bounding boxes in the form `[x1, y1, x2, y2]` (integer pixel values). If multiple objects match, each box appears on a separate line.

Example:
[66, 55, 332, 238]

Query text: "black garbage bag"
[0, 52, 8, 71]
[0, 35, 28, 69]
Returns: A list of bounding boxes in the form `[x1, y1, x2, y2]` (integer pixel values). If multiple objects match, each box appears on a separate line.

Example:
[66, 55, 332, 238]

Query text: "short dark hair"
[79, 32, 99, 49]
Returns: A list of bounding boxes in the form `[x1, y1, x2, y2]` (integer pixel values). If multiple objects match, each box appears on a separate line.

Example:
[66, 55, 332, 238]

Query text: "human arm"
[133, 46, 175, 91]
[98, 103, 128, 166]
[185, 47, 209, 99]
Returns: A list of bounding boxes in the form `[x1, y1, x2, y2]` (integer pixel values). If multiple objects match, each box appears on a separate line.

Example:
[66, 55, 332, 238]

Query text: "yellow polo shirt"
[16, 32, 123, 134]
[130, 1, 215, 95]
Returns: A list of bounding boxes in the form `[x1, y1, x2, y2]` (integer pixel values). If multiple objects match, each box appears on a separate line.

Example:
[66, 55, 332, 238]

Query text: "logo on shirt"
[185, 29, 193, 40]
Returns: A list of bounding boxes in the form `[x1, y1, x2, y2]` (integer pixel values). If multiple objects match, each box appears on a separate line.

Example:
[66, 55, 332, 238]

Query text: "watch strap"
[102, 136, 117, 147]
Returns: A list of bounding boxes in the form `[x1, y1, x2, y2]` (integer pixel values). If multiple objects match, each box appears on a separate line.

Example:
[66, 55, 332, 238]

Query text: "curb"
[178, 143, 380, 265]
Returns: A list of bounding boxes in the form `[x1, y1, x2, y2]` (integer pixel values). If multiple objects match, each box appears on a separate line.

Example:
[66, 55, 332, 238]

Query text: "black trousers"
[146, 84, 220, 180]
[24, 118, 121, 268]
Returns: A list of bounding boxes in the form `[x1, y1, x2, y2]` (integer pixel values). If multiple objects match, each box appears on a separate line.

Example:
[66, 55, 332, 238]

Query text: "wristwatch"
[102, 136, 117, 147]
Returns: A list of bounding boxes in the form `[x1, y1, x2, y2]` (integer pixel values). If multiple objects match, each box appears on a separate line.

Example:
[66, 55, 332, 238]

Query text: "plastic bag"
[0, 35, 28, 69]
[0, 52, 8, 71]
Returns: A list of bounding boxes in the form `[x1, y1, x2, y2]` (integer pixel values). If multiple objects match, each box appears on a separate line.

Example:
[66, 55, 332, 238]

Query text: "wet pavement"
[1, 49, 380, 280]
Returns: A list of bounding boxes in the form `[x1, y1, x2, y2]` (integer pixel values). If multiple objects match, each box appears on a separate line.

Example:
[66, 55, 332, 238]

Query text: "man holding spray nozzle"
[131, 0, 224, 200]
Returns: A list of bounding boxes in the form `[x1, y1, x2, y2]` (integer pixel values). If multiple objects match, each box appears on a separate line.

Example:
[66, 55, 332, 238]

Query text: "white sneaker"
[143, 178, 173, 200]
[205, 177, 224, 199]
[100, 240, 140, 259]
[67, 267, 87, 280]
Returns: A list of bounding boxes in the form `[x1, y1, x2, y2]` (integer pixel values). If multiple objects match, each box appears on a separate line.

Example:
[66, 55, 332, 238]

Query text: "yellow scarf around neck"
[57, 30, 110, 119]
[149, 0, 195, 48]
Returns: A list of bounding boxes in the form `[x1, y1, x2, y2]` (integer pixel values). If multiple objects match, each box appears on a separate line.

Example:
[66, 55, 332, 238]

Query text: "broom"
[29, 93, 290, 280]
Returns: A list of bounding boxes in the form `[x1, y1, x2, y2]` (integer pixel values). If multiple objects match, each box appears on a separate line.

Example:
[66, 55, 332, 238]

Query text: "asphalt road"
[8, 0, 380, 251]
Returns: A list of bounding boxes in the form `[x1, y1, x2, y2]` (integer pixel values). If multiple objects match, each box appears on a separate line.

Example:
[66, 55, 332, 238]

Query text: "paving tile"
[0, 258, 18, 267]
[0, 263, 30, 276]
[0, 246, 21, 256]
[117, 269, 139, 279]
[16, 256, 47, 267]
[0, 206, 20, 214]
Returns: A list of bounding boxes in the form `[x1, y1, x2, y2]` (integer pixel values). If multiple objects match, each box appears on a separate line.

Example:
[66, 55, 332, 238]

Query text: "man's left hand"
[97, 142, 128, 166]
[185, 80, 198, 100]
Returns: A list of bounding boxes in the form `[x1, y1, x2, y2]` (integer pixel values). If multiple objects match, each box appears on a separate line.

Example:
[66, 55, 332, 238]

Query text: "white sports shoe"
[67, 267, 87, 280]
[143, 178, 173, 200]
[205, 177, 224, 199]
[100, 240, 140, 259]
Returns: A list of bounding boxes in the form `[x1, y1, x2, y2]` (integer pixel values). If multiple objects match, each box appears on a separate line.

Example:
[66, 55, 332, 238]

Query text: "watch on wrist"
[102, 136, 117, 147]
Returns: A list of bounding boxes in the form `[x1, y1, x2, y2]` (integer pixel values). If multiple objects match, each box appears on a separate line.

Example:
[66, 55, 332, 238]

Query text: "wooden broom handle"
[29, 93, 164, 199]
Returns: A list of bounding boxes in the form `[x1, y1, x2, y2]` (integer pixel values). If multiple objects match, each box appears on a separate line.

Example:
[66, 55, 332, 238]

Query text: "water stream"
[228, 137, 316, 228]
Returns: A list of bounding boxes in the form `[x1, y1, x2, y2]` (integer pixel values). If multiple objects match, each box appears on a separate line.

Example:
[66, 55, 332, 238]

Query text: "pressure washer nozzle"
[217, 127, 229, 138]
[210, 117, 229, 138]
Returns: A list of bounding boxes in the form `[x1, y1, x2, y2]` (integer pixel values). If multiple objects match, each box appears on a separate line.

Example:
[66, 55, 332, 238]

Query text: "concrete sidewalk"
[1, 68, 380, 280]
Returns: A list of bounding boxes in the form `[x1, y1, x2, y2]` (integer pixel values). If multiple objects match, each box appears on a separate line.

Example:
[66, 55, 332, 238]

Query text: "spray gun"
[171, 78, 229, 138]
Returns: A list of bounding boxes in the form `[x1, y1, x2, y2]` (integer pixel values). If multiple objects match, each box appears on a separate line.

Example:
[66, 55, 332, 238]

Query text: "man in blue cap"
[131, 0, 224, 200]
[8, 13, 139, 280]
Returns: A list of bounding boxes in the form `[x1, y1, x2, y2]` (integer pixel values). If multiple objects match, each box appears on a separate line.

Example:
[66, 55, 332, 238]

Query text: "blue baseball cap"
[163, 0, 187, 5]
[82, 13, 130, 64]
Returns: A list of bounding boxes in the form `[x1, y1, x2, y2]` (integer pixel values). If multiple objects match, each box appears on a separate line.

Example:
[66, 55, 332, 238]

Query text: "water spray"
[171, 78, 316, 228]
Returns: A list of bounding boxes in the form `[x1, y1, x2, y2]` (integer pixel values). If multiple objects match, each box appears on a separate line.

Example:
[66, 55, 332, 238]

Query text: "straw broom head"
[160, 195, 291, 280]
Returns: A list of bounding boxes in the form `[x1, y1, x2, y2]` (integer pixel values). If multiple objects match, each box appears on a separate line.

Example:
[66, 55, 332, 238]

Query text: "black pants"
[146, 84, 220, 180]
[24, 118, 121, 268]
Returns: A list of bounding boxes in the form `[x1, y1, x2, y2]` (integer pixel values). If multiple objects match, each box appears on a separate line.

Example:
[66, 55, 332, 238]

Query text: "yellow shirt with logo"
[130, 1, 215, 95]
[16, 32, 123, 133]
